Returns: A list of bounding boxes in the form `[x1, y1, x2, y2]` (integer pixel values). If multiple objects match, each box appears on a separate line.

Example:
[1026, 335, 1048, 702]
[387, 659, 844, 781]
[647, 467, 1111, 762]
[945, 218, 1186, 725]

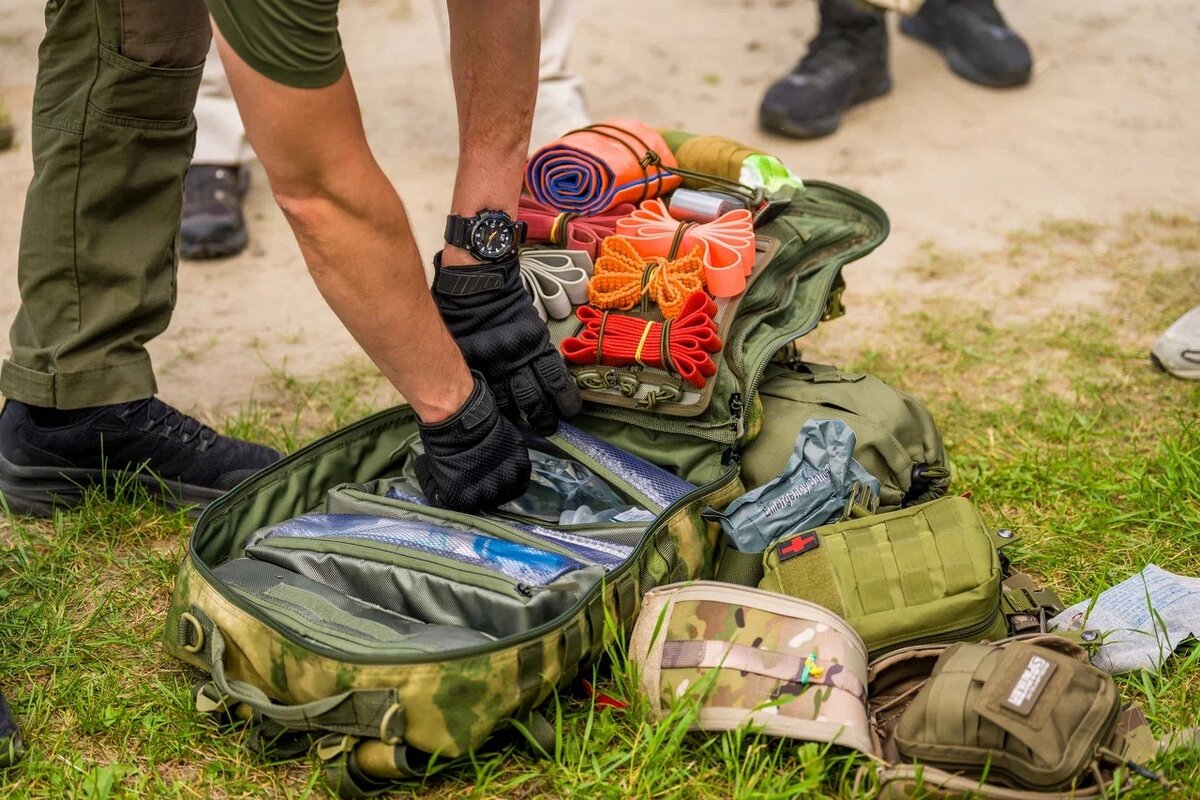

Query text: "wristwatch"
[444, 209, 528, 262]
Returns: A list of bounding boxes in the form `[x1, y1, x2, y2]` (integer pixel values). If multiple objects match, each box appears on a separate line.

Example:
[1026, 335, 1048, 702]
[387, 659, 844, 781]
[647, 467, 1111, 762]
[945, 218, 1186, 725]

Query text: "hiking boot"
[0, 97, 13, 152]
[180, 165, 250, 260]
[0, 688, 22, 768]
[1151, 306, 1200, 380]
[0, 398, 280, 517]
[900, 0, 1032, 88]
[759, 0, 891, 139]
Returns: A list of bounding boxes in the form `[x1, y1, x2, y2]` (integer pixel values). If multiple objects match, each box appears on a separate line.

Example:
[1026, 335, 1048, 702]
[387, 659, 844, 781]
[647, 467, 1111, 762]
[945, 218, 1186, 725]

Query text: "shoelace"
[798, 18, 878, 73]
[122, 399, 219, 449]
[587, 236, 706, 320]
[560, 292, 722, 388]
[950, 0, 1005, 27]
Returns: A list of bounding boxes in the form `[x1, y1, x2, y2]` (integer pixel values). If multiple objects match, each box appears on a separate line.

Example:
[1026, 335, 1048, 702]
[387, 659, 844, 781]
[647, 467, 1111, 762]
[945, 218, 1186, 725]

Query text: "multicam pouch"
[630, 581, 874, 755]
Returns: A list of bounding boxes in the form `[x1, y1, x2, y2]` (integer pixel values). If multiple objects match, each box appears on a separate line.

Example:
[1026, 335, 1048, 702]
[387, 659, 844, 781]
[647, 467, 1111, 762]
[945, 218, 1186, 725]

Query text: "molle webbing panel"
[761, 497, 1007, 656]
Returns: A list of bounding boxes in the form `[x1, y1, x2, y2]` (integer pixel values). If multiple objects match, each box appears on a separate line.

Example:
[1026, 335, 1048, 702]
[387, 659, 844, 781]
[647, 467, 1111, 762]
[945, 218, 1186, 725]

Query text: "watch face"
[470, 216, 515, 259]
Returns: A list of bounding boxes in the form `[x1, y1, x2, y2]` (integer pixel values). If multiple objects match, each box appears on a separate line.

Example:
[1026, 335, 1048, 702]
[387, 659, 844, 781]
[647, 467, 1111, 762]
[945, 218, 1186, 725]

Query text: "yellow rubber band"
[634, 321, 655, 366]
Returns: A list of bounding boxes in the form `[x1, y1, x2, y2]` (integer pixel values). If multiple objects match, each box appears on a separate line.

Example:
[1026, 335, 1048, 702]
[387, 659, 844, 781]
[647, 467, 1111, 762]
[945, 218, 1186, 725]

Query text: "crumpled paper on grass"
[1049, 565, 1200, 674]
[706, 418, 880, 553]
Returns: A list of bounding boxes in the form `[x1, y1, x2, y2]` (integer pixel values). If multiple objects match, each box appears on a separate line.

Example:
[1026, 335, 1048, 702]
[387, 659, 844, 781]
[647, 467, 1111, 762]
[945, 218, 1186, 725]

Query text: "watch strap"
[444, 215, 471, 249]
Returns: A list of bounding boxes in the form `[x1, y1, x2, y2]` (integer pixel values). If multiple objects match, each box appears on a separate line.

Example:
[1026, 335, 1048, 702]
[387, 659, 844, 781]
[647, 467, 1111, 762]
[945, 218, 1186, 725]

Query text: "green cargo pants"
[1, 0, 211, 409]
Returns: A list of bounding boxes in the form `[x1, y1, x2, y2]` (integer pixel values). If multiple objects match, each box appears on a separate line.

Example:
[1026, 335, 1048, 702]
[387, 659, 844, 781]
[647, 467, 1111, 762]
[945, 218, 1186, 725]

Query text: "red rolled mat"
[560, 292, 722, 389]
[518, 196, 635, 260]
[524, 119, 683, 215]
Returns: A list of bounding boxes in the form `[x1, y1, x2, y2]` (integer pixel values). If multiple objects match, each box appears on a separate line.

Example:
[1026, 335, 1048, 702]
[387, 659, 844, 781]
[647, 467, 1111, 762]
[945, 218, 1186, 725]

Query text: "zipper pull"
[728, 392, 745, 440]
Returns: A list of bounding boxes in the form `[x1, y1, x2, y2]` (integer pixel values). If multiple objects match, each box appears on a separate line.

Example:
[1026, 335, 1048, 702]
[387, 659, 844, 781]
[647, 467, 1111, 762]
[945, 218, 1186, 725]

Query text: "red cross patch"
[776, 532, 820, 562]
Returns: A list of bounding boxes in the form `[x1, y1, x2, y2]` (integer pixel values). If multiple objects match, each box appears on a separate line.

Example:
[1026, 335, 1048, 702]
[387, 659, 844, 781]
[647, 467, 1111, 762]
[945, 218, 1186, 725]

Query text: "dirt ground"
[0, 0, 1197, 416]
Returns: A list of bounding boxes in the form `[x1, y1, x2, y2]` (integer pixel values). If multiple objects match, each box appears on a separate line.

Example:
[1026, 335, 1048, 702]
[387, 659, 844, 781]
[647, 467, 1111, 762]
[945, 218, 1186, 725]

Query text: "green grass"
[1, 213, 1198, 798]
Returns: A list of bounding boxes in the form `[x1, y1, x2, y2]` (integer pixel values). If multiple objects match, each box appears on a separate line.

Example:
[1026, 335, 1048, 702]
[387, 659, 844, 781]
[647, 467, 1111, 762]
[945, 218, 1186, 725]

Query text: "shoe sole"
[179, 227, 249, 261]
[0, 449, 223, 518]
[899, 16, 1031, 88]
[759, 73, 893, 139]
[1150, 351, 1200, 381]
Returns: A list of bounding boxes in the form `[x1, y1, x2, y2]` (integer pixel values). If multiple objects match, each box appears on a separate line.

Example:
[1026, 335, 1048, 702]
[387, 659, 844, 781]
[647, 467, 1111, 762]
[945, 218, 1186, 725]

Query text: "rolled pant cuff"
[0, 356, 158, 409]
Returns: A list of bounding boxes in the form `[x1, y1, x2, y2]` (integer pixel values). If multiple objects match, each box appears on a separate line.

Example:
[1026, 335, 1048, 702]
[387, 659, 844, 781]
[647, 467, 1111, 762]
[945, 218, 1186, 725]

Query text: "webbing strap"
[188, 608, 405, 743]
[714, 545, 765, 587]
[890, 514, 936, 607]
[660, 640, 867, 702]
[846, 526, 892, 615]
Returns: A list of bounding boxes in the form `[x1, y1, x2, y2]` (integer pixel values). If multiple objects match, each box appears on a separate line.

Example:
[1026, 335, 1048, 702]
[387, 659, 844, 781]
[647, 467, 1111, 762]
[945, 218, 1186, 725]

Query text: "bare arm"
[441, 0, 540, 266]
[213, 33, 473, 423]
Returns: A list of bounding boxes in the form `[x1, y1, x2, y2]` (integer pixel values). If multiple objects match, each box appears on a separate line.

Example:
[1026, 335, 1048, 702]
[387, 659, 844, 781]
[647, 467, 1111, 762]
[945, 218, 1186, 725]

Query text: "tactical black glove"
[432, 252, 582, 435]
[416, 371, 531, 511]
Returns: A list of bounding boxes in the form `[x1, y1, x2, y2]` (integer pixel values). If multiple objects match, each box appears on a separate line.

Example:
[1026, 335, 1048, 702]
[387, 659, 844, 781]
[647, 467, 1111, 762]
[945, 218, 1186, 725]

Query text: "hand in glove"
[432, 252, 582, 435]
[416, 372, 531, 511]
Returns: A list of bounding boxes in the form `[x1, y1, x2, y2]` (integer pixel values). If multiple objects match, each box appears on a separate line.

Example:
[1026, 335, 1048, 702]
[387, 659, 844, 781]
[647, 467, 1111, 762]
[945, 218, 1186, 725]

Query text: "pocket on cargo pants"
[5, 0, 211, 407]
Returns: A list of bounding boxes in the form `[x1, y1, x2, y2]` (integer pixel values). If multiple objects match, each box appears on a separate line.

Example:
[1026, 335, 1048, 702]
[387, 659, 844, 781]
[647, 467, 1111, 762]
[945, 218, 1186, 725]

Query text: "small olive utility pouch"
[895, 641, 1120, 791]
[759, 496, 1010, 658]
[868, 636, 1167, 799]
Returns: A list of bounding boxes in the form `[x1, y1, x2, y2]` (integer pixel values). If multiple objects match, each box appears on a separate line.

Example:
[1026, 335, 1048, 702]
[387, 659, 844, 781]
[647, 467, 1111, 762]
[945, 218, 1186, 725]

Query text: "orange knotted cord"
[587, 236, 706, 320]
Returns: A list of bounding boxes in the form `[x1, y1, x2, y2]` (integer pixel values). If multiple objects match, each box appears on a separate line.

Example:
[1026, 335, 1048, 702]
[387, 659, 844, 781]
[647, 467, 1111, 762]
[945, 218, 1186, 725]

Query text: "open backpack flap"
[163, 411, 744, 796]
[557, 181, 890, 485]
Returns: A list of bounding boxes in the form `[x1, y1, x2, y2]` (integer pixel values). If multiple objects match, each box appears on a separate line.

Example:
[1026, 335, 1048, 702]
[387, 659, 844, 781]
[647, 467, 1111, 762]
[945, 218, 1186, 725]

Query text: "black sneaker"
[0, 399, 280, 517]
[180, 165, 250, 260]
[900, 0, 1032, 88]
[0, 688, 22, 768]
[759, 0, 891, 139]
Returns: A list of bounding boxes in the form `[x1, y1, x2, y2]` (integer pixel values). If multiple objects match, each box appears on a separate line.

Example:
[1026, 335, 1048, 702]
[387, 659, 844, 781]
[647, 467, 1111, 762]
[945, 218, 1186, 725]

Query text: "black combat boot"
[0, 398, 280, 517]
[180, 165, 250, 260]
[900, 0, 1032, 87]
[759, 0, 891, 139]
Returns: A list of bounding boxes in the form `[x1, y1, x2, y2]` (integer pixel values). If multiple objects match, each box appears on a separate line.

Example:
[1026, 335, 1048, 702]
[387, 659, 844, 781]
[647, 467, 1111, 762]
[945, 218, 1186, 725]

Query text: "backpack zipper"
[189, 444, 741, 665]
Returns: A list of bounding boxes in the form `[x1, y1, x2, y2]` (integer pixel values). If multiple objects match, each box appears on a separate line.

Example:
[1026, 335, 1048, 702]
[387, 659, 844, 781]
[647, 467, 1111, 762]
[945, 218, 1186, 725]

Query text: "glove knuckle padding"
[416, 374, 532, 510]
[510, 370, 557, 435]
[534, 352, 582, 418]
[433, 254, 578, 427]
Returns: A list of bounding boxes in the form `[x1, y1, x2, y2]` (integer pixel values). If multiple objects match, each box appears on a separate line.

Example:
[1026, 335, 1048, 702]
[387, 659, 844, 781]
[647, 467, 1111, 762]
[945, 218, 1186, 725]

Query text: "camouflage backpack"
[165, 418, 742, 797]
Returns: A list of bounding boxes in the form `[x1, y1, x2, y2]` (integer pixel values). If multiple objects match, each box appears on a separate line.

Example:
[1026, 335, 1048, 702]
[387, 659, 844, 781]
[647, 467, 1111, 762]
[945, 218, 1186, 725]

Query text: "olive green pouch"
[743, 361, 951, 512]
[867, 636, 1169, 798]
[895, 641, 1121, 791]
[759, 496, 1010, 658]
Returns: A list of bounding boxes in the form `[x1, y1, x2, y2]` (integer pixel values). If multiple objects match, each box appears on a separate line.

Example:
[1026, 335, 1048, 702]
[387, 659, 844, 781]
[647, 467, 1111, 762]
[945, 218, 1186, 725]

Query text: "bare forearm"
[215, 41, 472, 422]
[444, 0, 539, 264]
[283, 173, 472, 423]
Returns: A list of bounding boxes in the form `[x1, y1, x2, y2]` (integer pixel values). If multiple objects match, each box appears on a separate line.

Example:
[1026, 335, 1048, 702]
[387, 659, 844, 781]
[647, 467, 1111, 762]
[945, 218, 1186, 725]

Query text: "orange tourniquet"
[518, 197, 635, 260]
[524, 120, 683, 216]
[614, 199, 756, 298]
[587, 236, 706, 320]
[560, 292, 722, 389]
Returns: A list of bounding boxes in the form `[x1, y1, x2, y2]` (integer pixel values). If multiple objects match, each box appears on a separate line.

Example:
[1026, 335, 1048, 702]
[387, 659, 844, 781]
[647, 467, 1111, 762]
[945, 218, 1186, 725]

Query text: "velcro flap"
[973, 645, 1077, 747]
[760, 534, 845, 618]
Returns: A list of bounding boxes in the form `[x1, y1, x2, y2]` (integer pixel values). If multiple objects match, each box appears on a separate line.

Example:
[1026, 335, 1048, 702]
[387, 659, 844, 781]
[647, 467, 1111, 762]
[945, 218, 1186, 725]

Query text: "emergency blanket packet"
[704, 418, 880, 553]
[1049, 564, 1200, 674]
